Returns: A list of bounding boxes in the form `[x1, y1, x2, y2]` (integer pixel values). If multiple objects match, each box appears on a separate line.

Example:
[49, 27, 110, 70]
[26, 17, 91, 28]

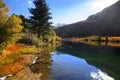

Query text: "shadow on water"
[56, 42, 120, 80]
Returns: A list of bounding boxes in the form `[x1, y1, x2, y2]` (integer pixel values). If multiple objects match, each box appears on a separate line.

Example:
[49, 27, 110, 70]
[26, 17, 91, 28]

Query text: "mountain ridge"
[55, 1, 120, 38]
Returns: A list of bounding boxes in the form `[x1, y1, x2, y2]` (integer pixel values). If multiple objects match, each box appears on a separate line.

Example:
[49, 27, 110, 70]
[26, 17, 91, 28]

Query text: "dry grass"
[20, 45, 37, 54]
[2, 44, 37, 56]
[108, 37, 120, 42]
[2, 44, 24, 55]
[0, 43, 38, 67]
[0, 55, 34, 76]
[71, 36, 120, 42]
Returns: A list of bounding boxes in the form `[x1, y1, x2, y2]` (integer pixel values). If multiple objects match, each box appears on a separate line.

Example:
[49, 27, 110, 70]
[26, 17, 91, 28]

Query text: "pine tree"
[29, 0, 52, 39]
[19, 15, 29, 32]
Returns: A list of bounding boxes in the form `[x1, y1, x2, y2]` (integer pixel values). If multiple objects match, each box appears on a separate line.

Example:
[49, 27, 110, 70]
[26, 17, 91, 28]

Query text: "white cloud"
[28, 0, 32, 4]
[28, 0, 34, 7]
[90, 70, 115, 80]
[88, 0, 119, 12]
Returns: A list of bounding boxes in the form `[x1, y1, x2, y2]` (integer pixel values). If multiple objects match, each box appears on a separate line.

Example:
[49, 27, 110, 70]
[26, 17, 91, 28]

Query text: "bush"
[32, 37, 42, 45]
[20, 45, 37, 54]
[56, 36, 62, 42]
[0, 55, 18, 66]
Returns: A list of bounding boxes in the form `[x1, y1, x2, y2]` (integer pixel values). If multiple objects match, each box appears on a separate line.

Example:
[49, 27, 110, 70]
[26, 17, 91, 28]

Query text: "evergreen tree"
[29, 0, 52, 39]
[19, 15, 29, 32]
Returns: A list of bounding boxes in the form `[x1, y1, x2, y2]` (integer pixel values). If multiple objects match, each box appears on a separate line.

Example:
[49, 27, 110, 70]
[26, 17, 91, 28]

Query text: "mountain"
[55, 1, 120, 38]
[54, 23, 66, 27]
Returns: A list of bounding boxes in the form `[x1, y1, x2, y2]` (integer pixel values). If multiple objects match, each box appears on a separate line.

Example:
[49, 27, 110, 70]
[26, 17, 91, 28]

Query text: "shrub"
[56, 36, 62, 42]
[32, 37, 42, 45]
[20, 45, 37, 54]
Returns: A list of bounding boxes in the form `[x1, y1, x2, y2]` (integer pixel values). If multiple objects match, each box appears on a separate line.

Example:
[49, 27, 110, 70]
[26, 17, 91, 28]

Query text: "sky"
[4, 0, 119, 25]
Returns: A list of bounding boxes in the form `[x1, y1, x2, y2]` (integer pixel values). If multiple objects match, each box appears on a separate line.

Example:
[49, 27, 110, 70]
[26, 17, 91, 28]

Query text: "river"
[50, 42, 120, 80]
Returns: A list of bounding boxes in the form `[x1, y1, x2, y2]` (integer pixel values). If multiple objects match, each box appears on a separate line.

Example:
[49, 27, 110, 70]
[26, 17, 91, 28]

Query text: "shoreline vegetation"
[0, 42, 61, 80]
[0, 0, 62, 53]
[63, 36, 120, 47]
[0, 0, 61, 79]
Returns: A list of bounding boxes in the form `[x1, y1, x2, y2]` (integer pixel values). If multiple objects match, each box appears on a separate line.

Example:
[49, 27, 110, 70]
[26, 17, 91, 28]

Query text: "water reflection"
[29, 52, 52, 80]
[90, 70, 114, 80]
[82, 41, 120, 47]
[29, 43, 59, 80]
[55, 42, 120, 80]
[50, 52, 115, 80]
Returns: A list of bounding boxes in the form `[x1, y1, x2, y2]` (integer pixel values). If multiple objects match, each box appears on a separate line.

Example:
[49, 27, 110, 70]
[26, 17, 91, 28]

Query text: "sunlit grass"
[20, 45, 37, 54]
[70, 36, 120, 47]
[71, 36, 120, 42]
[2, 44, 24, 55]
[2, 44, 38, 55]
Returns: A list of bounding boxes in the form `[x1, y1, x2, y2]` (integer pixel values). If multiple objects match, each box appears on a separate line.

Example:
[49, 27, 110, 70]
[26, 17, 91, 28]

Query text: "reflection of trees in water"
[83, 41, 120, 47]
[56, 42, 120, 80]
[30, 53, 52, 80]
[30, 44, 58, 80]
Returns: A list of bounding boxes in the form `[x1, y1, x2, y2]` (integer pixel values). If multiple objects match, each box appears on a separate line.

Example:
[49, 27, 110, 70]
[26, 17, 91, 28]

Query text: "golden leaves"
[6, 15, 23, 33]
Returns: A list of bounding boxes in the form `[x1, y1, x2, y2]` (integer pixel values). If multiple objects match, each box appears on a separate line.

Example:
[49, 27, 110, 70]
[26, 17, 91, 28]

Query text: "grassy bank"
[64, 36, 120, 47]
[70, 36, 120, 43]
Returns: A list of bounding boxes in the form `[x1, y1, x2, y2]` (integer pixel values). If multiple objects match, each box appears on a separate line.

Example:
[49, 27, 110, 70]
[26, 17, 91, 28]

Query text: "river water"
[50, 42, 120, 80]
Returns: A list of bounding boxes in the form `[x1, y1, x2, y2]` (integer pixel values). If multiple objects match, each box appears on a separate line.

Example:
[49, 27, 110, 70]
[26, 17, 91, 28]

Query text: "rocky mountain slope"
[55, 1, 120, 38]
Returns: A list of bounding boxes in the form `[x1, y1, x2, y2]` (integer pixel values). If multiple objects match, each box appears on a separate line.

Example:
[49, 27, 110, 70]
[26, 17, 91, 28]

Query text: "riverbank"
[0, 44, 38, 79]
[63, 36, 120, 47]
[0, 42, 59, 80]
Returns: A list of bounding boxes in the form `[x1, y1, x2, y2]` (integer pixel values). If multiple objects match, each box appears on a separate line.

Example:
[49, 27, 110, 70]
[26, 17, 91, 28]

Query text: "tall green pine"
[29, 0, 52, 39]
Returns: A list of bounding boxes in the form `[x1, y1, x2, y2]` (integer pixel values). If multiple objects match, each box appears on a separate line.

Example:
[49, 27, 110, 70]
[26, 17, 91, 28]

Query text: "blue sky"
[4, 0, 118, 24]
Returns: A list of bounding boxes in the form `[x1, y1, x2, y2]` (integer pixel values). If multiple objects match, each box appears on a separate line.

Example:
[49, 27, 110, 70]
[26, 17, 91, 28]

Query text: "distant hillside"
[55, 1, 120, 38]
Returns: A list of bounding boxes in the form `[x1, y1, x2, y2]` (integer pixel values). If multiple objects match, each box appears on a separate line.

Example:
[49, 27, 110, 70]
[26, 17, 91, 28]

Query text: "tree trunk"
[42, 32, 45, 42]
[105, 36, 108, 42]
[98, 36, 101, 41]
[37, 26, 41, 38]
[105, 36, 108, 46]
[37, 33, 40, 38]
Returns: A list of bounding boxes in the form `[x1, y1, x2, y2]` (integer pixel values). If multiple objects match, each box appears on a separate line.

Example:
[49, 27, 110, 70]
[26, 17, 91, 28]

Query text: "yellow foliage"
[2, 44, 24, 55]
[44, 30, 62, 43]
[6, 15, 23, 33]
[2, 44, 37, 55]
[20, 45, 37, 54]
[0, 0, 9, 25]
[0, 0, 24, 50]
[0, 0, 23, 49]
